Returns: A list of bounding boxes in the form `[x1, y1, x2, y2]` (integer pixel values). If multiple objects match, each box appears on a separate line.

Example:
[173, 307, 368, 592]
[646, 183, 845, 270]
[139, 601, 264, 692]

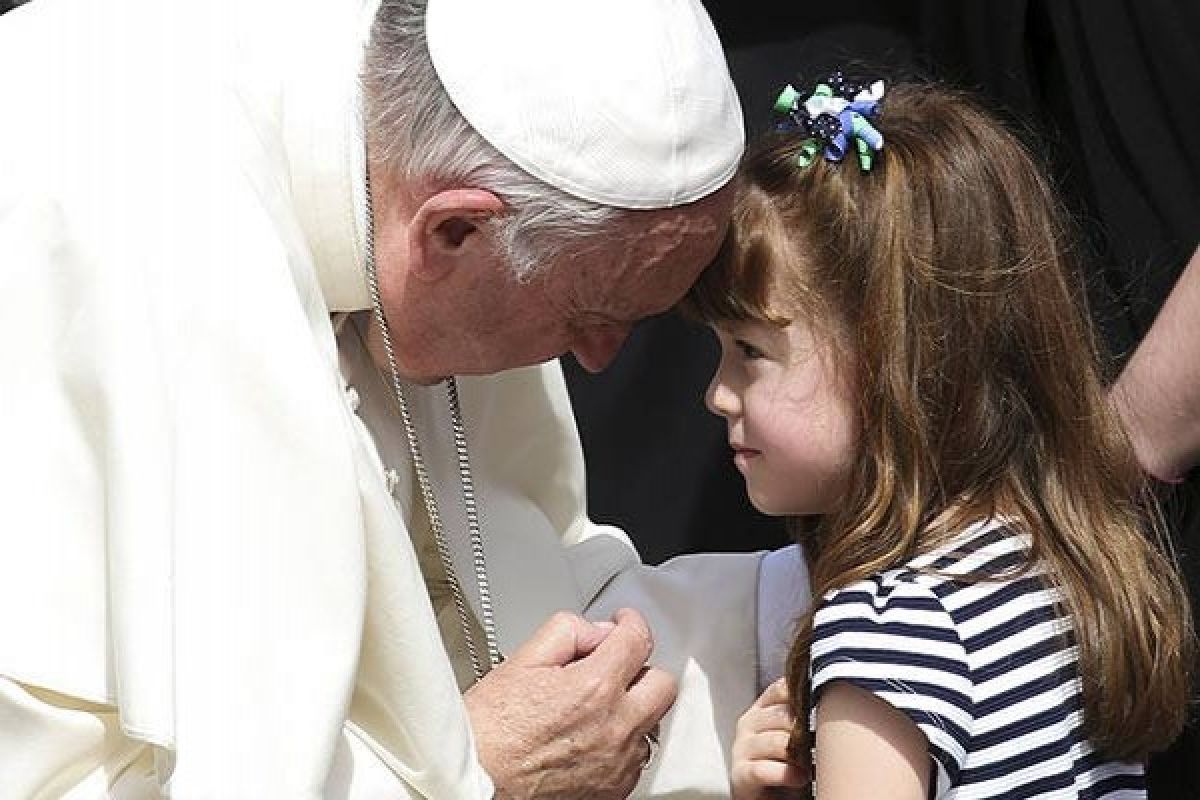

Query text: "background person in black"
[564, 1, 1199, 796]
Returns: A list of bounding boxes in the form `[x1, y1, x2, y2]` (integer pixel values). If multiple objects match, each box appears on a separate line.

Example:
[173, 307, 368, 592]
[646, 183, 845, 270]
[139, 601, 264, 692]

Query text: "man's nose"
[571, 324, 631, 373]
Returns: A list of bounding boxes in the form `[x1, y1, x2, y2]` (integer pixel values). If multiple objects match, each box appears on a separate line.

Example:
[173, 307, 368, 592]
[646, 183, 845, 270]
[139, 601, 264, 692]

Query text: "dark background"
[568, 0, 1199, 563]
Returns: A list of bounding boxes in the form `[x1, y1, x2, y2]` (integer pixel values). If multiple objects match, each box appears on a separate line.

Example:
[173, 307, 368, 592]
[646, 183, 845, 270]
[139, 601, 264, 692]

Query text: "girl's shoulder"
[903, 517, 1034, 581]
[817, 517, 1062, 645]
[810, 518, 1080, 792]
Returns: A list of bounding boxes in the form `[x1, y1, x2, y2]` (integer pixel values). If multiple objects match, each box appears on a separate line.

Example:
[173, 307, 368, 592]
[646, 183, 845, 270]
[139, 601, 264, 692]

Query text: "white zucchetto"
[425, 0, 745, 210]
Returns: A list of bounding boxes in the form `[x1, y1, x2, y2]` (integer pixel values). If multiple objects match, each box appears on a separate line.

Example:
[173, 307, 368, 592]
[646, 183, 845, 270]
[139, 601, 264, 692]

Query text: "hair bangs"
[681, 185, 793, 327]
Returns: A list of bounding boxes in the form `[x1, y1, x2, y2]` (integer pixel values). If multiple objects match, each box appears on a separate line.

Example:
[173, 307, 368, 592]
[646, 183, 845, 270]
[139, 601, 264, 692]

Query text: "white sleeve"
[580, 548, 762, 798]
[756, 544, 812, 691]
[0, 677, 160, 799]
[577, 543, 811, 798]
[327, 724, 449, 800]
[0, 676, 466, 800]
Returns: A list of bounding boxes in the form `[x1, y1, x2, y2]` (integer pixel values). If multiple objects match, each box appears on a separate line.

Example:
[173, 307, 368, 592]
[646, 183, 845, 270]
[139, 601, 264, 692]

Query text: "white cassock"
[0, 0, 810, 797]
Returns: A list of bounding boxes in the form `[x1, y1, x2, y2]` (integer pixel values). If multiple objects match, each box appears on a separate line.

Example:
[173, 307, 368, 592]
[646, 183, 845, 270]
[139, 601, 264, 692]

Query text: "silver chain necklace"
[361, 173, 501, 680]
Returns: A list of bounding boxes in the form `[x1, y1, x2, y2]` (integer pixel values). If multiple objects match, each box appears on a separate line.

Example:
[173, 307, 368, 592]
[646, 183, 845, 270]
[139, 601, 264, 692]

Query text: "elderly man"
[0, 0, 807, 797]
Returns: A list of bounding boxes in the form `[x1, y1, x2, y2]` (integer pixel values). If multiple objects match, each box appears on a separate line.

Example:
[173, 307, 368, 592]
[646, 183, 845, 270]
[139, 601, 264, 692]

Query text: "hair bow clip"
[773, 73, 885, 171]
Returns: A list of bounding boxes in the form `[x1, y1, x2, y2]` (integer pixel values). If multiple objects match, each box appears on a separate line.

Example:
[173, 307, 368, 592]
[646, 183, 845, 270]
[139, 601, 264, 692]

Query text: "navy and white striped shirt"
[808, 519, 1145, 798]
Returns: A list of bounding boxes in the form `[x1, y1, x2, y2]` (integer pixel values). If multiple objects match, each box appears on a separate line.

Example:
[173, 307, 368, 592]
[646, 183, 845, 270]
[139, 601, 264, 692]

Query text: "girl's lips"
[732, 447, 761, 469]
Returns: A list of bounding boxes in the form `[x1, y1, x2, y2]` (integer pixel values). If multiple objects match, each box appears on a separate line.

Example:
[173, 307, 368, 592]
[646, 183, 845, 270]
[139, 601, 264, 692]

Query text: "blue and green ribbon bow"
[773, 73, 885, 171]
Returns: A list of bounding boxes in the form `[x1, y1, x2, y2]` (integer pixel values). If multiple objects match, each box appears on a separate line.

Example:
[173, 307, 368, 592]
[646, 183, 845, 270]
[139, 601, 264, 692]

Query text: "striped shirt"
[808, 519, 1145, 798]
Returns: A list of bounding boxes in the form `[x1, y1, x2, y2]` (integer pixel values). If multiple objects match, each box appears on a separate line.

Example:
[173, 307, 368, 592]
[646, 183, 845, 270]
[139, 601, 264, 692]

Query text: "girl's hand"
[731, 678, 810, 800]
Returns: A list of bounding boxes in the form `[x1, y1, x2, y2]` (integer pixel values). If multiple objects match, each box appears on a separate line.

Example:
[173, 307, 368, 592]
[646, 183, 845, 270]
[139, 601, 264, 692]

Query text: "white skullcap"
[425, 0, 745, 210]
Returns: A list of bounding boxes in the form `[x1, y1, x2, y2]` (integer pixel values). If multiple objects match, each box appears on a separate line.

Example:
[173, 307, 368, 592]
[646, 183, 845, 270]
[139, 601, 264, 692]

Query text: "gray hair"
[362, 0, 629, 280]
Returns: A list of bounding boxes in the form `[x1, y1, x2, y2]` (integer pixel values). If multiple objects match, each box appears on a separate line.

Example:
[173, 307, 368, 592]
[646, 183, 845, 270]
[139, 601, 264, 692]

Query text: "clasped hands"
[464, 608, 674, 799]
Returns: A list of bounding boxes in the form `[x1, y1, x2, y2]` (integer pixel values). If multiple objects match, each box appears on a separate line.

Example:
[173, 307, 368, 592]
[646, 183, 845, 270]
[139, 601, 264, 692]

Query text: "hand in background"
[464, 608, 676, 799]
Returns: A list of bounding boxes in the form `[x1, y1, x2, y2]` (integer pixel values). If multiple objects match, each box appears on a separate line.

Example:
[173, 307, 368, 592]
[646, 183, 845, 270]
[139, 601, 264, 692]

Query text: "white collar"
[280, 0, 380, 312]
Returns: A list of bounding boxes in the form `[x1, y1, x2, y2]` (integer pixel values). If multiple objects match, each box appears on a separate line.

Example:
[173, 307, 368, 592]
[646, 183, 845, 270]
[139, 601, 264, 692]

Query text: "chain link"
[361, 172, 501, 680]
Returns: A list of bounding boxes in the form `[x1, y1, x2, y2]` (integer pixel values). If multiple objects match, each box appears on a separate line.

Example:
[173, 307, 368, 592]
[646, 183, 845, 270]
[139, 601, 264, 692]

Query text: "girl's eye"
[735, 339, 766, 360]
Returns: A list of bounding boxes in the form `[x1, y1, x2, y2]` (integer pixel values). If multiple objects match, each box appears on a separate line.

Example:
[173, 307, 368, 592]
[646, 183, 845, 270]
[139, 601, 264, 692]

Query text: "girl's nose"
[705, 371, 741, 418]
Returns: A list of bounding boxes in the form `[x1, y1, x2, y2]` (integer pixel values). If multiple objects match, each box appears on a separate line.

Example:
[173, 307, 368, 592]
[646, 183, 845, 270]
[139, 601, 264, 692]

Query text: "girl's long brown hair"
[688, 82, 1194, 760]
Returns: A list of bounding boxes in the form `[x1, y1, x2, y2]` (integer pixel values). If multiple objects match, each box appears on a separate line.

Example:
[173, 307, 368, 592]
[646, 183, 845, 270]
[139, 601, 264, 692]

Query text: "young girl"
[687, 76, 1196, 798]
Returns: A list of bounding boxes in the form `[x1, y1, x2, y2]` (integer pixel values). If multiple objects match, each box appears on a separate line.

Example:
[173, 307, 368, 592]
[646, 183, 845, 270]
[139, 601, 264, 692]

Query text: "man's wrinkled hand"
[463, 608, 677, 799]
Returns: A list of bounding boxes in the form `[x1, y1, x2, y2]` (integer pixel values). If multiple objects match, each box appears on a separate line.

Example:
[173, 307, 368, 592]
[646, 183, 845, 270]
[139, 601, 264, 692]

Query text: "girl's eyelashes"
[734, 338, 766, 360]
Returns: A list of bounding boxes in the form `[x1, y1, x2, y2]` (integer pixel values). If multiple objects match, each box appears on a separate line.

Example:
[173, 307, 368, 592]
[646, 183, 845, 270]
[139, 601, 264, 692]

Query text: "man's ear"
[406, 188, 506, 282]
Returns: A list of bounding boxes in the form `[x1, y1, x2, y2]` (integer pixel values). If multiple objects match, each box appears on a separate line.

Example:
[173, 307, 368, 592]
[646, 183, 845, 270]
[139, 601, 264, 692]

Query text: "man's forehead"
[539, 191, 733, 315]
[570, 245, 711, 320]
